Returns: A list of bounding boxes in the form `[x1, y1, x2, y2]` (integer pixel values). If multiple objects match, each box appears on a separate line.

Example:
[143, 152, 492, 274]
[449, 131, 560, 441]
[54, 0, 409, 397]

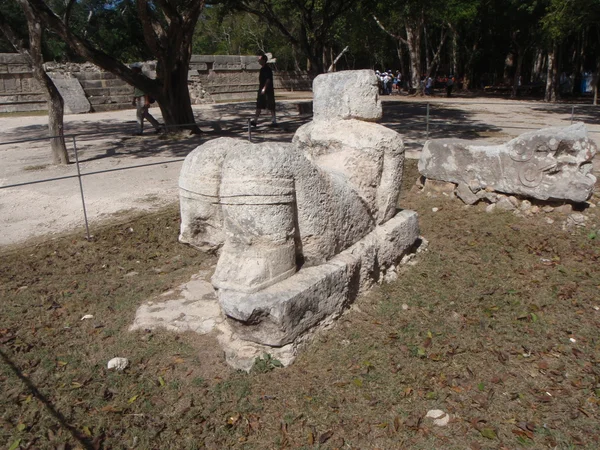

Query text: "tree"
[372, 0, 450, 93]
[25, 0, 205, 132]
[227, 0, 358, 75]
[0, 0, 69, 164]
[542, 0, 600, 103]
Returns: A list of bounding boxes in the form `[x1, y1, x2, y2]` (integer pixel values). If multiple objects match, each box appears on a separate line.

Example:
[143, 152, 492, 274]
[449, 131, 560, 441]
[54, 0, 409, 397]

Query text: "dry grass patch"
[1, 161, 600, 449]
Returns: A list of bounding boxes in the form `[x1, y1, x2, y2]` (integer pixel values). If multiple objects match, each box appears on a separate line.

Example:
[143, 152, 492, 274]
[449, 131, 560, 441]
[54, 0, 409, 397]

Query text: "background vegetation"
[1, 0, 600, 94]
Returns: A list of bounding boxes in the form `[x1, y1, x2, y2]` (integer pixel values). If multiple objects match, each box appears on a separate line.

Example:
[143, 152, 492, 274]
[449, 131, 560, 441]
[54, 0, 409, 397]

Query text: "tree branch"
[373, 14, 407, 44]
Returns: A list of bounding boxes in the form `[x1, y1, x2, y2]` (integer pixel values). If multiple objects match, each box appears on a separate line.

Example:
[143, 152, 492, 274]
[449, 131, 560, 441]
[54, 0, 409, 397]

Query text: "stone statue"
[418, 123, 597, 203]
[179, 70, 419, 350]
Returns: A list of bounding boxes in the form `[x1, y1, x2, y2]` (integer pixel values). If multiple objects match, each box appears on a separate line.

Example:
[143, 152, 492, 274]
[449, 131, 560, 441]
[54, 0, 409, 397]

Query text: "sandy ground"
[1, 93, 599, 249]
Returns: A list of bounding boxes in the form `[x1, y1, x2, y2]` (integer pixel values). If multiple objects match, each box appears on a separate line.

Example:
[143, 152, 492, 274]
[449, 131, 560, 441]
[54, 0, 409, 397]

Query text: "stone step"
[73, 71, 118, 81]
[91, 102, 134, 112]
[0, 101, 46, 113]
[84, 86, 134, 97]
[77, 78, 131, 89]
[88, 94, 132, 106]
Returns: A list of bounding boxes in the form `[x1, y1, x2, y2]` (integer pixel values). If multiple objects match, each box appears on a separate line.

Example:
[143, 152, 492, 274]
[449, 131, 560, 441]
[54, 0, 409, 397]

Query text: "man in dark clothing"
[251, 54, 276, 127]
[446, 74, 455, 97]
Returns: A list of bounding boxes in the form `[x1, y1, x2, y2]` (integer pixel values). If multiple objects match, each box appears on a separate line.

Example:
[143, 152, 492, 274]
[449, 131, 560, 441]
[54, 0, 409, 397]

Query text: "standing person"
[131, 65, 162, 135]
[446, 74, 455, 97]
[425, 75, 433, 95]
[251, 53, 276, 127]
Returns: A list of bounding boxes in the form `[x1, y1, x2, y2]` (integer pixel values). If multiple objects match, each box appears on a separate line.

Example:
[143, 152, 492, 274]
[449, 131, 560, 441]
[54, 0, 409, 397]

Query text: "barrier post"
[426, 103, 430, 139]
[72, 136, 91, 240]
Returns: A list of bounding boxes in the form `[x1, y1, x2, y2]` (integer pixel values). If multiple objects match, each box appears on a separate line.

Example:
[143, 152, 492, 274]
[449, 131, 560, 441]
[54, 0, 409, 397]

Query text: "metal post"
[426, 103, 430, 139]
[248, 119, 252, 142]
[72, 136, 91, 240]
[571, 105, 575, 124]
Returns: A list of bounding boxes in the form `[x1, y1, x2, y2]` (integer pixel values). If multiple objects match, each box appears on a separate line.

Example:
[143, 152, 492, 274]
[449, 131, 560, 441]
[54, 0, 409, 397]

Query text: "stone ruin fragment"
[418, 123, 597, 205]
[176, 70, 420, 368]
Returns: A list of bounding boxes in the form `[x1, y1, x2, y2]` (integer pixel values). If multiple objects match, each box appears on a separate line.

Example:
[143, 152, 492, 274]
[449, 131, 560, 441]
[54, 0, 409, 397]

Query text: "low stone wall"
[0, 53, 312, 114]
[0, 54, 46, 113]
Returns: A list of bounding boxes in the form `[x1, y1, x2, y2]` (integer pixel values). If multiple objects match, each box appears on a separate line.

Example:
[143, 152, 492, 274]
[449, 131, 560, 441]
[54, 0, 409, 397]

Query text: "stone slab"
[130, 272, 224, 334]
[219, 209, 419, 346]
[0, 53, 28, 64]
[47, 73, 91, 114]
[418, 123, 597, 203]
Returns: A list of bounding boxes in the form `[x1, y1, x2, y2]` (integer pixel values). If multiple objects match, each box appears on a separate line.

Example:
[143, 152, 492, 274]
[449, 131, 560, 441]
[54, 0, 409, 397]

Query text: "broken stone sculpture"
[418, 123, 597, 203]
[178, 70, 419, 365]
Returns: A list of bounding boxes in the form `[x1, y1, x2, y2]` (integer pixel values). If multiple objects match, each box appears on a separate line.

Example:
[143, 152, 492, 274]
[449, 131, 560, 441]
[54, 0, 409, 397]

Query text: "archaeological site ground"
[1, 93, 600, 449]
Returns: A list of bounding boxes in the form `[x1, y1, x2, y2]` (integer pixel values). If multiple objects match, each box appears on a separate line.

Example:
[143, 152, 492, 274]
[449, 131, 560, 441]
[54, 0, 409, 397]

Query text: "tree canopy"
[3, 0, 600, 103]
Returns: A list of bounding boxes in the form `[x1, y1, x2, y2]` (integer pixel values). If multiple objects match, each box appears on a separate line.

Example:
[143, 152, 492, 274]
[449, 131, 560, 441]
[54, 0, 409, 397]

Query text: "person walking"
[446, 74, 455, 97]
[251, 54, 276, 127]
[425, 75, 433, 95]
[131, 65, 161, 135]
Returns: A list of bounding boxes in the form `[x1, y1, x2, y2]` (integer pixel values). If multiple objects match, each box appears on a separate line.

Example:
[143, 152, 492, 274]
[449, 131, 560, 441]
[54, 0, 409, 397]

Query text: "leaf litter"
[0, 162, 599, 448]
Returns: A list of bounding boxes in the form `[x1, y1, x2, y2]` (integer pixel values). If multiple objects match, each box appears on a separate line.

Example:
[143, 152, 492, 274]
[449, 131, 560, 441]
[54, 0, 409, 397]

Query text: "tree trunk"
[16, 0, 69, 164]
[511, 52, 524, 99]
[451, 28, 458, 76]
[531, 48, 544, 83]
[26, 0, 203, 133]
[157, 62, 197, 131]
[593, 56, 600, 106]
[462, 41, 478, 91]
[396, 43, 409, 91]
[46, 76, 69, 164]
[405, 18, 422, 93]
[545, 43, 558, 102]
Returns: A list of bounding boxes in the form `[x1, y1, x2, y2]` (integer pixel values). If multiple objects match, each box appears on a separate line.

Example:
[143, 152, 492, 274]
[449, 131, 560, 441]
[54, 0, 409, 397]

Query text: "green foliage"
[251, 353, 283, 373]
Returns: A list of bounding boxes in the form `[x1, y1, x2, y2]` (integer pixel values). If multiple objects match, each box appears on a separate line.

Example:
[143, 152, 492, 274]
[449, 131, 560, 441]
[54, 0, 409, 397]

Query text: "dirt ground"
[1, 92, 599, 249]
[1, 92, 600, 449]
[1, 159, 599, 449]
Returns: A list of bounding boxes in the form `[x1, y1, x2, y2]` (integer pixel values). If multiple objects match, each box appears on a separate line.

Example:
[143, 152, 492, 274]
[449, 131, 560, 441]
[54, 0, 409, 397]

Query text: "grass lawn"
[1, 160, 600, 449]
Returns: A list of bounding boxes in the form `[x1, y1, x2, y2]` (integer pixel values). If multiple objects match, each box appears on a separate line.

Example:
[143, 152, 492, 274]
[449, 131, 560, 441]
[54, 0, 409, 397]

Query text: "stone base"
[131, 210, 420, 370]
[130, 270, 224, 334]
[218, 209, 420, 347]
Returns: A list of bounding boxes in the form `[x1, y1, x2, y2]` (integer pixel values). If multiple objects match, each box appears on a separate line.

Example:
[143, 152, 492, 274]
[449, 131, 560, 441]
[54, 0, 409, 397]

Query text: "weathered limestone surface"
[312, 69, 382, 122]
[219, 210, 419, 346]
[177, 69, 419, 366]
[418, 123, 597, 203]
[47, 73, 91, 114]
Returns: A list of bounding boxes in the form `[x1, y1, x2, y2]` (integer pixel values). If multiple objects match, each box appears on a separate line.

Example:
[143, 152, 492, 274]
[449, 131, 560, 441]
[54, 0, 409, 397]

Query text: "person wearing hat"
[131, 64, 162, 135]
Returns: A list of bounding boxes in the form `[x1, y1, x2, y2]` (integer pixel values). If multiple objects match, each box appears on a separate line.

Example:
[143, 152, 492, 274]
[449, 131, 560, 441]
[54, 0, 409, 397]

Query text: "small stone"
[586, 201, 596, 208]
[432, 207, 439, 212]
[125, 271, 139, 277]
[107, 357, 129, 371]
[468, 179, 482, 193]
[425, 409, 450, 427]
[508, 196, 520, 208]
[486, 203, 496, 213]
[402, 304, 409, 310]
[484, 192, 499, 203]
[542, 205, 555, 213]
[423, 179, 456, 194]
[555, 204, 573, 214]
[456, 183, 480, 205]
[520, 200, 532, 211]
[496, 197, 516, 211]
[569, 338, 577, 343]
[530, 205, 540, 214]
[80, 314, 94, 320]
[545, 217, 554, 224]
[566, 213, 587, 227]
